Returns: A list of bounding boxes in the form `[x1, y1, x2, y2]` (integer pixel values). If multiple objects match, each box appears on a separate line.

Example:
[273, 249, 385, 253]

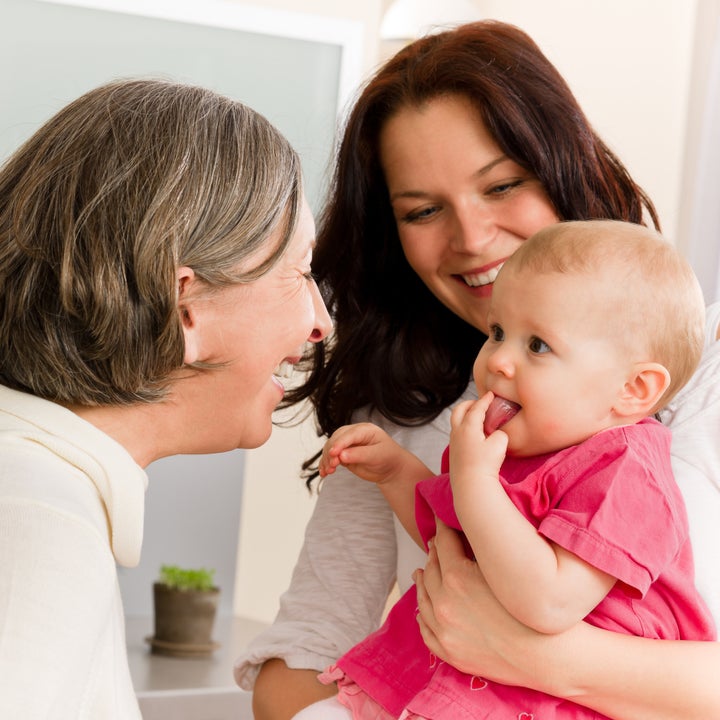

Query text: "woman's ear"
[614, 362, 671, 418]
[177, 266, 200, 365]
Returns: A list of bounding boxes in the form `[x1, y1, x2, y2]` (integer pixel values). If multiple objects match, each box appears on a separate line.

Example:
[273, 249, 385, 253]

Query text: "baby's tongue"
[483, 396, 521, 435]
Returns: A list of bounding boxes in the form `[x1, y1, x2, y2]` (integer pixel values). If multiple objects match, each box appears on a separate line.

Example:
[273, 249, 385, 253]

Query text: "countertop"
[126, 614, 268, 720]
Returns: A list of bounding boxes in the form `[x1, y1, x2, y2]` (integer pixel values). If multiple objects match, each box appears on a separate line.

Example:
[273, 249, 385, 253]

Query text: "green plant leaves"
[158, 564, 216, 591]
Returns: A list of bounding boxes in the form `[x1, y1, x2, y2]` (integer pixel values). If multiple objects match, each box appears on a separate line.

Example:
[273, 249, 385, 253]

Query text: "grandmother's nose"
[308, 281, 332, 343]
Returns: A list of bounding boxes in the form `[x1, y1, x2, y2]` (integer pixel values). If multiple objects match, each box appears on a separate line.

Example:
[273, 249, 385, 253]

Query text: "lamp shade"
[380, 0, 480, 41]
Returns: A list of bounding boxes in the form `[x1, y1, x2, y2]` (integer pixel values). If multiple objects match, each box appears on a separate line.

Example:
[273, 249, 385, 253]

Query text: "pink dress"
[328, 418, 716, 719]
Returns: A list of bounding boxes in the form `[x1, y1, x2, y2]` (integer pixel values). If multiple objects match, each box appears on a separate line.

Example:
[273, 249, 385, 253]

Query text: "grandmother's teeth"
[274, 361, 294, 379]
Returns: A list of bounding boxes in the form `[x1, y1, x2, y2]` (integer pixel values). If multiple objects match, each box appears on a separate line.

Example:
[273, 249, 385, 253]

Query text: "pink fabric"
[319, 665, 426, 720]
[337, 419, 716, 719]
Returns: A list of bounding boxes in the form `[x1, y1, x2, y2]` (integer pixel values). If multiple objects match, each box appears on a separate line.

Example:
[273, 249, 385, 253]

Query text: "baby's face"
[474, 266, 632, 456]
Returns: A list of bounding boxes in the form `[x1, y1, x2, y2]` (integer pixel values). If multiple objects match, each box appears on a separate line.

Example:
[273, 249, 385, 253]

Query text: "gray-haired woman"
[0, 78, 331, 719]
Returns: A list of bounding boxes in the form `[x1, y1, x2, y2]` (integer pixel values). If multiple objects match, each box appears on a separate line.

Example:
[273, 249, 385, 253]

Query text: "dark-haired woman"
[235, 21, 720, 720]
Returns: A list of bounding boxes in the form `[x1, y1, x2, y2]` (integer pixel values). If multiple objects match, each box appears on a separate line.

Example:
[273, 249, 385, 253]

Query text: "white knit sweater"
[0, 386, 147, 719]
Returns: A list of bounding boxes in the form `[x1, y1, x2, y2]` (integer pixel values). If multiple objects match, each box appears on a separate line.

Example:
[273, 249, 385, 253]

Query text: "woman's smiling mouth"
[457, 259, 506, 288]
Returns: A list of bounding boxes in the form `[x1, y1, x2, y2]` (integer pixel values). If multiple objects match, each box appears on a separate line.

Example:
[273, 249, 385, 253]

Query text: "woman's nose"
[449, 201, 498, 254]
[308, 280, 333, 343]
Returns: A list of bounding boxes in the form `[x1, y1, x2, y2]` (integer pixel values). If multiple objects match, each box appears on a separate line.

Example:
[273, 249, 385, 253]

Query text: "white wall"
[234, 0, 701, 623]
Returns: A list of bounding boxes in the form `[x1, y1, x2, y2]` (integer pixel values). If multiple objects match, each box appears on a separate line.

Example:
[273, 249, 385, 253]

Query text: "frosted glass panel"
[0, 0, 341, 212]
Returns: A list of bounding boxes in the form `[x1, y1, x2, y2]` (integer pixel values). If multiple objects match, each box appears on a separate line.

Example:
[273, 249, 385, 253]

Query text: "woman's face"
[180, 197, 332, 452]
[380, 94, 559, 334]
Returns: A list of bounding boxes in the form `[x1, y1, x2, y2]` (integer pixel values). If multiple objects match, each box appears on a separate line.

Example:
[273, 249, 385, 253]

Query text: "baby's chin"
[483, 396, 521, 436]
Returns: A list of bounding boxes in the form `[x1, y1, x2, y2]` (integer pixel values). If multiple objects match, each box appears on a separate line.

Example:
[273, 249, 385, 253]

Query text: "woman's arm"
[253, 659, 337, 720]
[237, 466, 398, 711]
[415, 520, 720, 720]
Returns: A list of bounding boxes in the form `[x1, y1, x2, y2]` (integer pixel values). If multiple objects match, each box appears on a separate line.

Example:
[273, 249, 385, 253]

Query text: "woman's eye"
[529, 336, 551, 354]
[400, 205, 439, 224]
[486, 179, 524, 196]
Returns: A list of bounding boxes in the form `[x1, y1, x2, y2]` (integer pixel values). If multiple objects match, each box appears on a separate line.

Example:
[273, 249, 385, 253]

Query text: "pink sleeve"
[538, 425, 686, 596]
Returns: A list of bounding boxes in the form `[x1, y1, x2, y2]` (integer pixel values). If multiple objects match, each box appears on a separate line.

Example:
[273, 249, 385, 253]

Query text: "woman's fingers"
[415, 519, 466, 658]
[414, 566, 441, 655]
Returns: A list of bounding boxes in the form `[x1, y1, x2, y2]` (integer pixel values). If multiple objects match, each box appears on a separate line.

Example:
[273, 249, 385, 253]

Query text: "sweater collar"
[0, 385, 148, 567]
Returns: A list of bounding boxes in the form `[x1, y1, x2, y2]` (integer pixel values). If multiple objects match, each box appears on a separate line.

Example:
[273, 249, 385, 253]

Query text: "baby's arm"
[320, 422, 434, 547]
[450, 394, 615, 635]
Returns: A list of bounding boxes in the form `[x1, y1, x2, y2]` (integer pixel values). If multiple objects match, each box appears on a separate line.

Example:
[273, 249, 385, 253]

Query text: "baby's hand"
[319, 438, 342, 478]
[318, 422, 403, 484]
[319, 425, 352, 478]
[450, 392, 508, 484]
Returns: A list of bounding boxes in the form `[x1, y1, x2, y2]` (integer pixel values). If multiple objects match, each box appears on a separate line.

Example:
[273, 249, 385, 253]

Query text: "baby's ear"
[614, 362, 670, 418]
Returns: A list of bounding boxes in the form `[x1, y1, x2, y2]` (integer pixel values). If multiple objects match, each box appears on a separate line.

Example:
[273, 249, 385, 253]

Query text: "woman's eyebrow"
[389, 155, 509, 201]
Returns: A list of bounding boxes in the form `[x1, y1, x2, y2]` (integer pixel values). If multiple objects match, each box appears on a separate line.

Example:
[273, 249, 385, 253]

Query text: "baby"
[312, 220, 716, 720]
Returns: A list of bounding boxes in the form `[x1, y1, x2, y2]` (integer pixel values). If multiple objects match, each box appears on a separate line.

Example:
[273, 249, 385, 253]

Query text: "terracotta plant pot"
[148, 582, 220, 658]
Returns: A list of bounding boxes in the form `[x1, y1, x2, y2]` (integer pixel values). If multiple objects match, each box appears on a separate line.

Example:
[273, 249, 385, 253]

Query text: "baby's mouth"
[483, 395, 521, 435]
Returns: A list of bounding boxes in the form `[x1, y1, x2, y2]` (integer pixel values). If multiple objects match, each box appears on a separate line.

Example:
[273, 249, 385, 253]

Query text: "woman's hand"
[413, 516, 577, 696]
[414, 518, 720, 720]
[413, 517, 540, 685]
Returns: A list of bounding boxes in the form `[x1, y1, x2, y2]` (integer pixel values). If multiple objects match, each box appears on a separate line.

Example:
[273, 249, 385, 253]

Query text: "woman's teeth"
[461, 263, 504, 287]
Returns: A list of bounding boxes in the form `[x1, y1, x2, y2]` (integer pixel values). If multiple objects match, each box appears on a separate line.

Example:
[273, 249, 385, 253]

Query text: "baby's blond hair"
[505, 220, 705, 410]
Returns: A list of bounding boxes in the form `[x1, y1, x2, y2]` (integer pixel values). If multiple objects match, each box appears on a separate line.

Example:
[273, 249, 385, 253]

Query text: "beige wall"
[234, 0, 701, 622]
[474, 0, 696, 241]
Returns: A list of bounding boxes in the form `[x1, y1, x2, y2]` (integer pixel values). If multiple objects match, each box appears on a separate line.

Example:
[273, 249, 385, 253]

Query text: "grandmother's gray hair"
[0, 78, 302, 405]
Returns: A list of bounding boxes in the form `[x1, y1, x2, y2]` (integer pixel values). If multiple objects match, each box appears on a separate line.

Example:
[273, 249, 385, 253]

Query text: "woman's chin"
[235, 412, 274, 450]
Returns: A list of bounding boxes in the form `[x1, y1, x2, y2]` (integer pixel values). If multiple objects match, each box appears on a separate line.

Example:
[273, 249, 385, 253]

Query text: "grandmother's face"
[184, 198, 331, 451]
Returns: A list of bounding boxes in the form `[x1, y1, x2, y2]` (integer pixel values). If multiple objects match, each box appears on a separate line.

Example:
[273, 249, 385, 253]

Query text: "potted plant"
[147, 564, 220, 658]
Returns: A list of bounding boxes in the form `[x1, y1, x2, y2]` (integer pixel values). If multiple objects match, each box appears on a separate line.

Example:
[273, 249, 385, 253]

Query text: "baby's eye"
[528, 336, 551, 354]
[489, 324, 504, 342]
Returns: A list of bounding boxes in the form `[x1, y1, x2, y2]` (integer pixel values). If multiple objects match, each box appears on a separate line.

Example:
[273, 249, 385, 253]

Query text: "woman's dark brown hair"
[287, 20, 659, 481]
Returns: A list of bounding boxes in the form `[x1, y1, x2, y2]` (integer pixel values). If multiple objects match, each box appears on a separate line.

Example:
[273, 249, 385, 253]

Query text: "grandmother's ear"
[614, 362, 671, 418]
[177, 266, 200, 365]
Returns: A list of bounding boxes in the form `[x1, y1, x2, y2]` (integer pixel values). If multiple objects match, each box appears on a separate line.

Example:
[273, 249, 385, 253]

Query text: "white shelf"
[126, 615, 268, 720]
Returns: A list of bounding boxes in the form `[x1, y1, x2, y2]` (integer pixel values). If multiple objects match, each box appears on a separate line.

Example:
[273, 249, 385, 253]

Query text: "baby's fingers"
[481, 429, 509, 470]
[451, 392, 494, 432]
[318, 449, 340, 477]
[450, 400, 475, 429]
